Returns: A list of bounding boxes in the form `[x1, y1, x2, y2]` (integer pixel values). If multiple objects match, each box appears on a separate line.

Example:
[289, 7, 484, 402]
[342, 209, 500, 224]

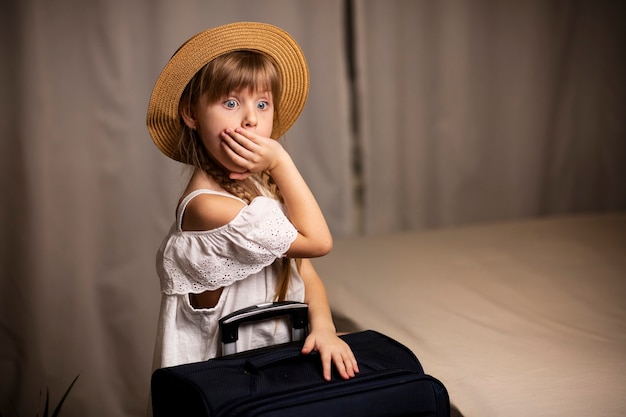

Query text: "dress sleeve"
[157, 197, 298, 294]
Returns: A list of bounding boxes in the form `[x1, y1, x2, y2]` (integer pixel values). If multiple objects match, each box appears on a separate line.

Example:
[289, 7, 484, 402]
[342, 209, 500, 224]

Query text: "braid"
[201, 162, 258, 204]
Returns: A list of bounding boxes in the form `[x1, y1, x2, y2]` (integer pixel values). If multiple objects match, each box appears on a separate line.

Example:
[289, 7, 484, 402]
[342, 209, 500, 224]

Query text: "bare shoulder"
[181, 193, 246, 232]
[179, 169, 246, 231]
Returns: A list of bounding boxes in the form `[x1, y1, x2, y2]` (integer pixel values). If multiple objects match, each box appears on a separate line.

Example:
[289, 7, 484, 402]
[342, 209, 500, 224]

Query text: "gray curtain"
[354, 0, 625, 234]
[1, 1, 624, 416]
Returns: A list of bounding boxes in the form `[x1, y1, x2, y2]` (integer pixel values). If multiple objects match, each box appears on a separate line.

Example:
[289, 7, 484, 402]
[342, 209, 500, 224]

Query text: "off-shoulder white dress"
[151, 189, 305, 370]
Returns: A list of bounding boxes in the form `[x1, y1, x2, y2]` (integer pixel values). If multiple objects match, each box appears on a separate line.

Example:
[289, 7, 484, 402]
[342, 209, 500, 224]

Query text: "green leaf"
[1, 373, 79, 417]
[42, 390, 49, 417]
[50, 374, 79, 417]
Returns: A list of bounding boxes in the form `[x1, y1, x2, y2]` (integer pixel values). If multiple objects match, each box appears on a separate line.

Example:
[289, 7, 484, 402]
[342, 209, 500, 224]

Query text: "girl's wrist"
[267, 149, 294, 177]
[308, 316, 337, 333]
[312, 324, 337, 334]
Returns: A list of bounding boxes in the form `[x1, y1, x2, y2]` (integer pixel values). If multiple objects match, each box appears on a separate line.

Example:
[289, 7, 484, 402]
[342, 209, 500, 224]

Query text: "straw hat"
[147, 22, 309, 163]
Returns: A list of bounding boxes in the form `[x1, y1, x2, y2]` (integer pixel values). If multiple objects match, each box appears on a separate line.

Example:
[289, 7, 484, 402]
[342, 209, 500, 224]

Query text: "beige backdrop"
[1, 1, 624, 416]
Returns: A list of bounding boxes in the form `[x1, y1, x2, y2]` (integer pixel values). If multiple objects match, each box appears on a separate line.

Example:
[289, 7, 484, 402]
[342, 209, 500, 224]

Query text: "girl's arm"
[299, 259, 359, 381]
[223, 128, 332, 258]
[223, 129, 358, 378]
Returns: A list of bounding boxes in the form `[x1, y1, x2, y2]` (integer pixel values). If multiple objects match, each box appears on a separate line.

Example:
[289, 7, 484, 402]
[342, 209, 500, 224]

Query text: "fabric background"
[1, 1, 624, 416]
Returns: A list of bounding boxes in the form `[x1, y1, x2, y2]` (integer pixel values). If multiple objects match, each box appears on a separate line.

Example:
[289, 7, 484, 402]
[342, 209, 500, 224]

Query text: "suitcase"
[151, 301, 450, 417]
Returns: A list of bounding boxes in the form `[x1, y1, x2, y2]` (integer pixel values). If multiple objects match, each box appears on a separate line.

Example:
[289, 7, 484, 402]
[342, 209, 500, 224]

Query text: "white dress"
[151, 189, 305, 370]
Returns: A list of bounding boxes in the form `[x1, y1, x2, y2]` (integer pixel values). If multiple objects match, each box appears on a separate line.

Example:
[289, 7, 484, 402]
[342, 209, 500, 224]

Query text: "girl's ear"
[180, 103, 197, 130]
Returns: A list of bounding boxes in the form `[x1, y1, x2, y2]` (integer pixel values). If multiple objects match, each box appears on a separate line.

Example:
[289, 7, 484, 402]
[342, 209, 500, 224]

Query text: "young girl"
[146, 22, 358, 383]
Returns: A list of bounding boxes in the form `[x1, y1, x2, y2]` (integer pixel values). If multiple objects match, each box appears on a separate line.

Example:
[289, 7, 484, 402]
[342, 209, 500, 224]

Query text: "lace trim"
[157, 196, 297, 294]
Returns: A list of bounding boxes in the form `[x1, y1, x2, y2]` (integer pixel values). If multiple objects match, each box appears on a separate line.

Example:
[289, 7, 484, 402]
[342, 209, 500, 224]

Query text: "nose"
[242, 106, 257, 129]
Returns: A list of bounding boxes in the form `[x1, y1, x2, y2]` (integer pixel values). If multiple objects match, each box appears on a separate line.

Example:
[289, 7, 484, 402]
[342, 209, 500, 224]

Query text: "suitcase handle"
[219, 301, 309, 356]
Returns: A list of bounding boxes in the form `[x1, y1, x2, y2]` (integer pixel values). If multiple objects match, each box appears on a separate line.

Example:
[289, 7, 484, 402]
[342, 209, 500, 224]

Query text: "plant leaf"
[9, 400, 21, 417]
[50, 374, 80, 417]
[43, 389, 50, 417]
[3, 400, 22, 417]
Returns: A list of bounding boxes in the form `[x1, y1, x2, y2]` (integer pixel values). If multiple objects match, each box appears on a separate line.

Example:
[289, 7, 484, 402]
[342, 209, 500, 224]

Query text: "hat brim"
[147, 22, 309, 163]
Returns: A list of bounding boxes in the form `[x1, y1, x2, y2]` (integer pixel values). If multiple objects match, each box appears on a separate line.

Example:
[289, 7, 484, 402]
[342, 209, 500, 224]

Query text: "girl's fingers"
[222, 131, 255, 159]
[347, 349, 359, 374]
[326, 348, 359, 381]
[323, 358, 332, 381]
[226, 128, 263, 151]
[301, 334, 359, 381]
[301, 336, 316, 355]
[336, 350, 357, 378]
[332, 356, 346, 380]
[222, 129, 276, 172]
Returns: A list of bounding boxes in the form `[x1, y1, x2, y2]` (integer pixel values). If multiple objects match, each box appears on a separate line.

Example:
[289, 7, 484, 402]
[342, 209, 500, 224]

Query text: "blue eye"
[224, 99, 237, 109]
[257, 101, 268, 110]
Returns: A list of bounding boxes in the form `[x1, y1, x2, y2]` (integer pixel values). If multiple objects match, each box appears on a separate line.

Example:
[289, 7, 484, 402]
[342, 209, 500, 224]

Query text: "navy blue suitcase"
[151, 302, 450, 417]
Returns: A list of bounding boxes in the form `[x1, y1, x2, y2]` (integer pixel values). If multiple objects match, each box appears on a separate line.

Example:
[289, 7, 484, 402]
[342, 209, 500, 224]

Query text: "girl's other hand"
[301, 329, 359, 381]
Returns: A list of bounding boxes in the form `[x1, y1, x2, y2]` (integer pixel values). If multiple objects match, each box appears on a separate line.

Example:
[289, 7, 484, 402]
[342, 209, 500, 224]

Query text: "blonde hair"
[179, 51, 295, 301]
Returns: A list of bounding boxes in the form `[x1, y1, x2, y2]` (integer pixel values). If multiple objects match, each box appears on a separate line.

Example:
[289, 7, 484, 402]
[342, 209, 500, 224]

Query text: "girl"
[146, 22, 359, 382]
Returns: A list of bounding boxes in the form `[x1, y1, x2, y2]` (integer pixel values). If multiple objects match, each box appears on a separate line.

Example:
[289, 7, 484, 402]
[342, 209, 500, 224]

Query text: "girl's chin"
[214, 159, 246, 176]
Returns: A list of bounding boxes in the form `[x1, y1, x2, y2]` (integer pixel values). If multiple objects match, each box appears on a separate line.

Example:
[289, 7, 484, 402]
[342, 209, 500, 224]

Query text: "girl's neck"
[185, 167, 270, 204]
[188, 168, 227, 193]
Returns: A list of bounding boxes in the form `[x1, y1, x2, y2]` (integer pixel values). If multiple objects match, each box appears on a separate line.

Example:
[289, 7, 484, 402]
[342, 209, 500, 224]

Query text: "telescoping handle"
[218, 301, 309, 356]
